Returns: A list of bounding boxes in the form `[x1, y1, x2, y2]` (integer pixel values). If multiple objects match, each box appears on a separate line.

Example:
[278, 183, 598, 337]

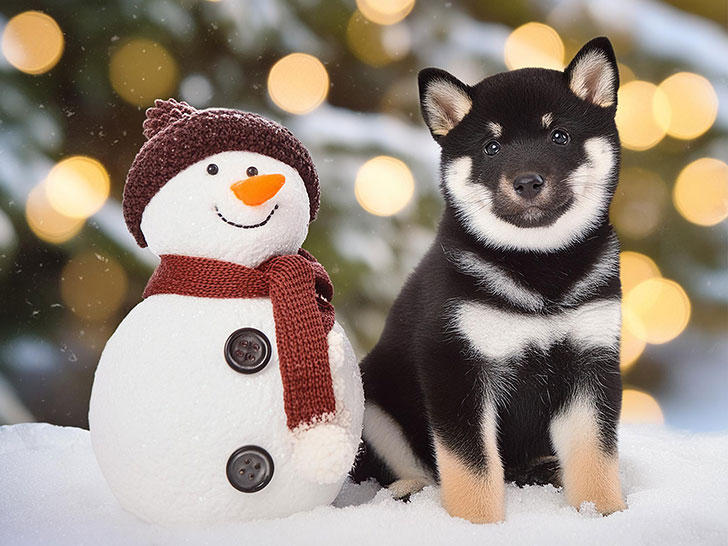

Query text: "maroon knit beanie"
[123, 98, 320, 248]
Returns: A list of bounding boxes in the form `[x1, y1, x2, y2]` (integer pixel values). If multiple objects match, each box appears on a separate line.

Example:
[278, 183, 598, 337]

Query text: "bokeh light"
[618, 63, 636, 84]
[623, 278, 691, 344]
[267, 53, 329, 115]
[356, 0, 415, 25]
[673, 158, 728, 226]
[504, 22, 564, 71]
[347, 12, 411, 67]
[658, 72, 718, 140]
[60, 253, 128, 322]
[620, 322, 646, 372]
[615, 81, 671, 151]
[621, 388, 665, 424]
[109, 38, 179, 107]
[611, 168, 668, 239]
[25, 184, 84, 244]
[619, 251, 660, 370]
[620, 251, 661, 294]
[1, 11, 64, 75]
[355, 156, 415, 216]
[45, 156, 110, 219]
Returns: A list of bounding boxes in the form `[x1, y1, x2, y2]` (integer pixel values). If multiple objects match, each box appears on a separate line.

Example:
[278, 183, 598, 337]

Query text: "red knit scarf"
[143, 250, 336, 430]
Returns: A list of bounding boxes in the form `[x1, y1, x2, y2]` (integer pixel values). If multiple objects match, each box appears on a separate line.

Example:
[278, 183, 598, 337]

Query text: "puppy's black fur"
[353, 38, 625, 518]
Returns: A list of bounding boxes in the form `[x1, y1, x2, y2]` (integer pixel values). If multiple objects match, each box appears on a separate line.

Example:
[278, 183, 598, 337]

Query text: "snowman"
[89, 99, 364, 524]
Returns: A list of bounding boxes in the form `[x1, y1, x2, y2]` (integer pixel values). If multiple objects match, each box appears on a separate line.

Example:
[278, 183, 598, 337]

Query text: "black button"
[226, 445, 274, 493]
[224, 328, 271, 374]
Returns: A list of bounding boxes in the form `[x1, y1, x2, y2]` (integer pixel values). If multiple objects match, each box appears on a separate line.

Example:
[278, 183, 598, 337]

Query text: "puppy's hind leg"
[361, 403, 435, 496]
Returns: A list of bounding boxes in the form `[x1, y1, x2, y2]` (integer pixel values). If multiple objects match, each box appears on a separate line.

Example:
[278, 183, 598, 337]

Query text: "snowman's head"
[124, 100, 320, 268]
[141, 150, 310, 267]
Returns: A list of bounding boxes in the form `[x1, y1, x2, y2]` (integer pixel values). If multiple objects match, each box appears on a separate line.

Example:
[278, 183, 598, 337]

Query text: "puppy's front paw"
[581, 495, 627, 516]
[438, 449, 505, 523]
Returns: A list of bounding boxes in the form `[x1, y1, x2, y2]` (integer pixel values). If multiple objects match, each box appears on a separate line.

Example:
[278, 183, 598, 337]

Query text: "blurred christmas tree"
[1, 0, 726, 430]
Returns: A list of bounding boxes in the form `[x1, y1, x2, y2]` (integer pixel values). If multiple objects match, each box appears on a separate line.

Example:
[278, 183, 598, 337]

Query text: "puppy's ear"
[418, 68, 472, 141]
[564, 37, 619, 108]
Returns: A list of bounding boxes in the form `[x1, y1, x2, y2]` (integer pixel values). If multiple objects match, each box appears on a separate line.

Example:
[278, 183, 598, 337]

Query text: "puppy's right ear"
[418, 68, 472, 142]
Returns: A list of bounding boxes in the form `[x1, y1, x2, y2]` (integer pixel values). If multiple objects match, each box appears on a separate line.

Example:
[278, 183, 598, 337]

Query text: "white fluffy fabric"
[88, 295, 363, 524]
[292, 423, 359, 485]
[2, 424, 726, 545]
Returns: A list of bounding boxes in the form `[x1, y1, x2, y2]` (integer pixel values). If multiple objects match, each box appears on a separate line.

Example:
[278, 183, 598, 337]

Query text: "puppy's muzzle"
[513, 173, 544, 200]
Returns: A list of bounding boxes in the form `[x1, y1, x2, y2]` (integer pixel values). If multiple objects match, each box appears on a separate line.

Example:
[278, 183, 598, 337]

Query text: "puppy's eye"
[246, 166, 258, 177]
[551, 129, 570, 145]
[207, 163, 219, 175]
[484, 141, 501, 156]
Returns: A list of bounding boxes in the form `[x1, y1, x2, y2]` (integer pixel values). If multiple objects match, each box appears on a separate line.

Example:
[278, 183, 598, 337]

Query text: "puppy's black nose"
[513, 173, 544, 199]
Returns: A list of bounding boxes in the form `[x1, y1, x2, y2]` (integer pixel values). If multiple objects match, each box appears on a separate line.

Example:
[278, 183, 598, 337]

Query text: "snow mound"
[1, 423, 727, 545]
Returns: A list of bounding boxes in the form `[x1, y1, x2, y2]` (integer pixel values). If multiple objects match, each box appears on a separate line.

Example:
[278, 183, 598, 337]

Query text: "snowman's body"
[89, 113, 365, 525]
[90, 294, 363, 524]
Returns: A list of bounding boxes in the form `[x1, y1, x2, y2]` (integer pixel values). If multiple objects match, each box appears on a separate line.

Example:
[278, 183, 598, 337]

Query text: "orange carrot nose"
[230, 174, 285, 206]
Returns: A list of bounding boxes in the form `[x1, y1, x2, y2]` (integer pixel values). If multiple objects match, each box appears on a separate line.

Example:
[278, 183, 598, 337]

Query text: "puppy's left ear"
[564, 37, 619, 108]
[418, 68, 472, 141]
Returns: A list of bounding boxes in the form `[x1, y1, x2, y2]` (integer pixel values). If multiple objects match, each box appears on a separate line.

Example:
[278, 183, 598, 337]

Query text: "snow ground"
[1, 423, 726, 546]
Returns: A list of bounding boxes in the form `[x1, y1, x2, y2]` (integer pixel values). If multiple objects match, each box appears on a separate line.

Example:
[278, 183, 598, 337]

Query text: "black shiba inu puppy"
[352, 37, 626, 523]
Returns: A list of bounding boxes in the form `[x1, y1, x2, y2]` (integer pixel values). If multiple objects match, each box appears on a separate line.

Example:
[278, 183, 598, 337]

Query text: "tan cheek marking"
[550, 397, 626, 515]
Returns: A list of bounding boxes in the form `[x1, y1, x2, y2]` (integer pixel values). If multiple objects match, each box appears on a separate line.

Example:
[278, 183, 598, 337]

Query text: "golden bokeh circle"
[620, 320, 646, 372]
[109, 38, 179, 107]
[617, 63, 636, 84]
[611, 168, 668, 239]
[1, 11, 64, 75]
[658, 72, 718, 140]
[25, 184, 84, 244]
[504, 22, 564, 71]
[45, 156, 110, 219]
[355, 156, 415, 216]
[615, 81, 671, 151]
[60, 253, 128, 322]
[356, 0, 415, 26]
[268, 53, 329, 115]
[673, 157, 728, 227]
[347, 11, 410, 67]
[621, 388, 664, 424]
[623, 278, 690, 345]
[619, 251, 661, 294]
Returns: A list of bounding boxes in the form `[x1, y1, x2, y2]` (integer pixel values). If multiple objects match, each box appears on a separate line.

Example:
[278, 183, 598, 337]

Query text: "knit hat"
[123, 99, 320, 248]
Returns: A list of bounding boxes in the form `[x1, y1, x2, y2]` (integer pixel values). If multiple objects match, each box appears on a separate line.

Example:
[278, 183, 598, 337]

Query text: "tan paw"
[388, 478, 428, 499]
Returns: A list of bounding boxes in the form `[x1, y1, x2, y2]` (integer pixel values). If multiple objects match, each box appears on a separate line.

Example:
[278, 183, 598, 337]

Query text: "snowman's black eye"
[207, 163, 219, 175]
[484, 140, 501, 156]
[246, 166, 258, 177]
[551, 129, 570, 145]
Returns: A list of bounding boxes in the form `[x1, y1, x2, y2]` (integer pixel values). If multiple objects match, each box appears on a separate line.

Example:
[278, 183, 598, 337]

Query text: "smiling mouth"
[214, 204, 279, 229]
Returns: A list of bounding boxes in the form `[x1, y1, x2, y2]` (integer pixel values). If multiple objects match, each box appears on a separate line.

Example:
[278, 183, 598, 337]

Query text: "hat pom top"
[143, 98, 197, 140]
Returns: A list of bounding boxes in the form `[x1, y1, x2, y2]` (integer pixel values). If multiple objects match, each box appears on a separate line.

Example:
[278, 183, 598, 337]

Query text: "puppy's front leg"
[434, 404, 505, 523]
[550, 391, 625, 515]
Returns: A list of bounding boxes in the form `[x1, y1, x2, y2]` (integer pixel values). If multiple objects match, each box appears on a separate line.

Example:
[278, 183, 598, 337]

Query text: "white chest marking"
[446, 249, 545, 311]
[561, 232, 619, 306]
[455, 299, 620, 360]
